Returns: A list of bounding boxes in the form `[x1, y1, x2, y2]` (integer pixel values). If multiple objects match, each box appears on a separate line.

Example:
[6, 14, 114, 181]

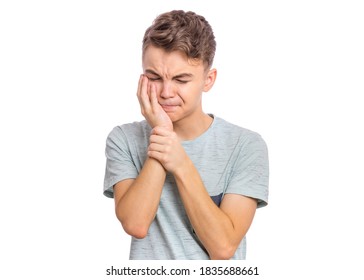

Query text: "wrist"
[172, 156, 193, 179]
[158, 122, 173, 131]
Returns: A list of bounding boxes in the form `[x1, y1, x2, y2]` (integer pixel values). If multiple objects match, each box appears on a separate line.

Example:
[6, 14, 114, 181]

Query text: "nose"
[159, 81, 174, 99]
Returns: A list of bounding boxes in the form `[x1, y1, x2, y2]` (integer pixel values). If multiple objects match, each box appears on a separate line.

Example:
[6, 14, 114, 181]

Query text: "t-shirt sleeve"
[103, 126, 139, 198]
[225, 133, 269, 208]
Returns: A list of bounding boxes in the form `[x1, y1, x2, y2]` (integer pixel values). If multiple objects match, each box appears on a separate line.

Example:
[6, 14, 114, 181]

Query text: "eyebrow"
[145, 69, 193, 79]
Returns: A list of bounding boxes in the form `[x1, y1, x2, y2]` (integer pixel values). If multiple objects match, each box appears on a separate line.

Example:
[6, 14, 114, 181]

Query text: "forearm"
[173, 160, 238, 259]
[115, 157, 166, 238]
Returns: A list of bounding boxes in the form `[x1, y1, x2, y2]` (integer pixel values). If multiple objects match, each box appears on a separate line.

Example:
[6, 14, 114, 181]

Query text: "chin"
[167, 113, 181, 123]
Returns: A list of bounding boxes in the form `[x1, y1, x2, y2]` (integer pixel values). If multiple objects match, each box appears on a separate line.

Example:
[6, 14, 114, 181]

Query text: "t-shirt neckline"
[181, 114, 217, 146]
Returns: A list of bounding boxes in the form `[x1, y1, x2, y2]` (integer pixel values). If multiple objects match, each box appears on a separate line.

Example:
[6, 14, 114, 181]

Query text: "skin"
[113, 45, 257, 259]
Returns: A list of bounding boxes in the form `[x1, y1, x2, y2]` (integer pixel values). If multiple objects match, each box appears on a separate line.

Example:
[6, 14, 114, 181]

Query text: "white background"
[1, 1, 363, 279]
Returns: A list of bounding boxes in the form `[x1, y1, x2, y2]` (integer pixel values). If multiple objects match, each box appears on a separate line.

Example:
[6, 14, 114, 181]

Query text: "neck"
[173, 112, 213, 141]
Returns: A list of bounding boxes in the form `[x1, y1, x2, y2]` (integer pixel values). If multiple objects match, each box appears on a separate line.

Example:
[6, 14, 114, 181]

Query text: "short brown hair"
[142, 10, 216, 68]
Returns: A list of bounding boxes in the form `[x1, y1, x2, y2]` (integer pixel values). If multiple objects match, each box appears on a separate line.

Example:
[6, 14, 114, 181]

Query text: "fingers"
[137, 75, 161, 115]
[136, 75, 173, 130]
[147, 128, 186, 173]
[148, 134, 169, 161]
[149, 133, 171, 147]
[150, 83, 159, 109]
[148, 136, 172, 164]
[136, 74, 144, 102]
[149, 131, 174, 154]
[137, 75, 151, 113]
[147, 149, 165, 163]
[148, 142, 166, 153]
[151, 126, 172, 137]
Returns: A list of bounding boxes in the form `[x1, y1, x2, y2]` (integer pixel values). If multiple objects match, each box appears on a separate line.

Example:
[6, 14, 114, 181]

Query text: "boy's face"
[142, 45, 216, 124]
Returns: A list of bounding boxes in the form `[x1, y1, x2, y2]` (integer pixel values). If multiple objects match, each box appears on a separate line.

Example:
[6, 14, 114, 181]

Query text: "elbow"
[115, 209, 149, 239]
[114, 204, 152, 239]
[209, 244, 237, 260]
[120, 219, 149, 239]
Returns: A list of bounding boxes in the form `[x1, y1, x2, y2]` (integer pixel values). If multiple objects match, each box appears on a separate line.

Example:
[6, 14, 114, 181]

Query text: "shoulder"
[213, 116, 266, 148]
[107, 120, 151, 141]
[105, 120, 151, 152]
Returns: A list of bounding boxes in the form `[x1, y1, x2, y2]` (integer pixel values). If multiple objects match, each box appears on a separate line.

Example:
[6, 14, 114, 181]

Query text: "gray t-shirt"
[104, 115, 269, 259]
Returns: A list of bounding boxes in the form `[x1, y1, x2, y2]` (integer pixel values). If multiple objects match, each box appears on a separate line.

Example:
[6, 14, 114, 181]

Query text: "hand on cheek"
[137, 75, 173, 131]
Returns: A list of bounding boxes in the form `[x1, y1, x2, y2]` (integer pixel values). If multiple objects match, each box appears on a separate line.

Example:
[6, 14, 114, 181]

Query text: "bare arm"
[114, 157, 166, 239]
[148, 126, 257, 259]
[173, 158, 257, 260]
[113, 75, 173, 239]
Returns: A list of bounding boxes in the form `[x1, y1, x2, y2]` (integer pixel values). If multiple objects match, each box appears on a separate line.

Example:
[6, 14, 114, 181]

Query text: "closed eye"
[147, 76, 161, 81]
[175, 79, 189, 84]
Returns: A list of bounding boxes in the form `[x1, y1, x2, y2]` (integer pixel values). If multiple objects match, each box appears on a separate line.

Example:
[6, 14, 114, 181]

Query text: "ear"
[203, 68, 217, 92]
